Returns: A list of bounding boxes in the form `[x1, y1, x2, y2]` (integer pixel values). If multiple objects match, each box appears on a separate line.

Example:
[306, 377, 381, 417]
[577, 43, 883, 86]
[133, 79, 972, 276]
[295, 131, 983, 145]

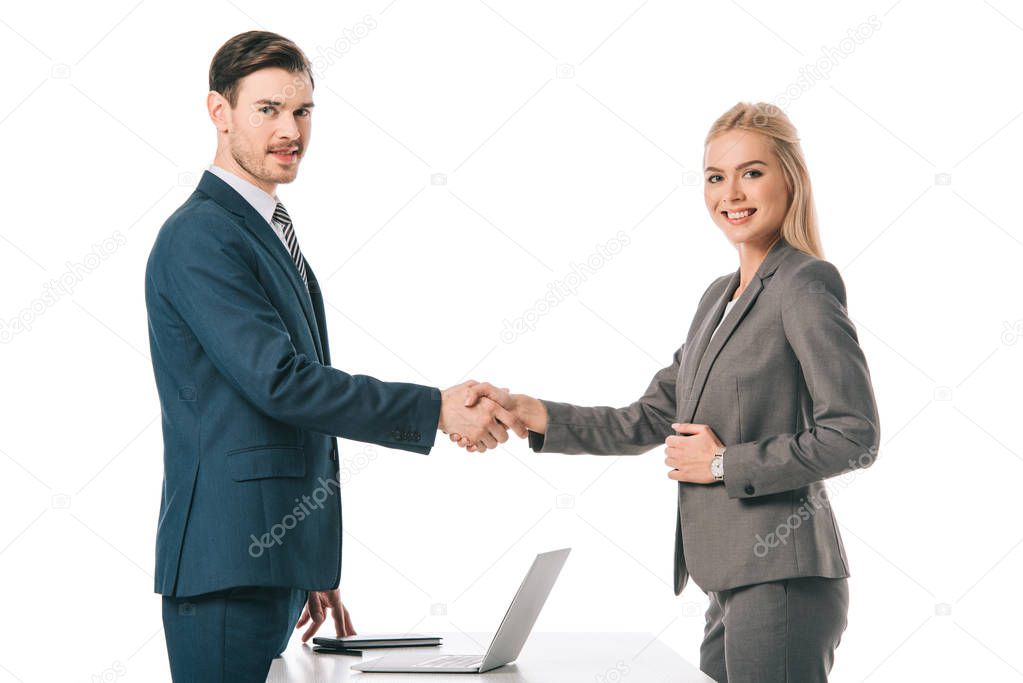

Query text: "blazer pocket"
[226, 445, 305, 481]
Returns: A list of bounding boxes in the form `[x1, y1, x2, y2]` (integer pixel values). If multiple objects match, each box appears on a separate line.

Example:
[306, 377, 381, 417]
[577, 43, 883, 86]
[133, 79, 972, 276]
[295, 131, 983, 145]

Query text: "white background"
[1, 1, 1021, 681]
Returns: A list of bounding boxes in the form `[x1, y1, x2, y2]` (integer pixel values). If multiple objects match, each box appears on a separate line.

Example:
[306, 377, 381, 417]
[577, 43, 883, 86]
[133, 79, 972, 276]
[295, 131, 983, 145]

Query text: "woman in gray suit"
[451, 101, 880, 682]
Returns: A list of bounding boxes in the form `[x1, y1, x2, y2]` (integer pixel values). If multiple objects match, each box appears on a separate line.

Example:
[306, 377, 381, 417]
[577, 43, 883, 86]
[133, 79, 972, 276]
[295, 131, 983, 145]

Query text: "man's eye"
[259, 106, 275, 115]
[296, 109, 310, 117]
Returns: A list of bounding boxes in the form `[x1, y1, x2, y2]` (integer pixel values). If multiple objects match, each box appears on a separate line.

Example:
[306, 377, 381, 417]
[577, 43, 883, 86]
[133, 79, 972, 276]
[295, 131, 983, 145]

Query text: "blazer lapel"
[306, 262, 329, 365]
[679, 237, 794, 424]
[679, 270, 742, 407]
[196, 171, 324, 362]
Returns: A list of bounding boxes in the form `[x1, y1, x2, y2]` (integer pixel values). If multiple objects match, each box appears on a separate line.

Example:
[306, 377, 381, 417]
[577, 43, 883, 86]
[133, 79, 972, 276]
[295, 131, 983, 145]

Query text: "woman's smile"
[723, 207, 757, 224]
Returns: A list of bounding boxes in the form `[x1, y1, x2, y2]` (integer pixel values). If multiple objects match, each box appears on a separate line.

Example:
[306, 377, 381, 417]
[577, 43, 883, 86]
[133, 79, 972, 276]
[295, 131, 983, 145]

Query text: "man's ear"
[207, 90, 229, 133]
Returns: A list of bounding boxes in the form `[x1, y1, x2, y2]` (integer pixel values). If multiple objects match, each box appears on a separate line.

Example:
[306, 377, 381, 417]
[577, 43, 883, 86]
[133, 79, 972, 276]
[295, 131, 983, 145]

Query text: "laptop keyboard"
[414, 655, 484, 668]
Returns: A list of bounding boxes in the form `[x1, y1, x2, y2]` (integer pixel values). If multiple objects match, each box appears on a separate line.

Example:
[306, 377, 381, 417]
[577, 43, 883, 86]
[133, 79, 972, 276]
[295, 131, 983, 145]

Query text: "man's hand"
[449, 382, 548, 452]
[438, 380, 526, 452]
[664, 423, 722, 484]
[295, 589, 356, 643]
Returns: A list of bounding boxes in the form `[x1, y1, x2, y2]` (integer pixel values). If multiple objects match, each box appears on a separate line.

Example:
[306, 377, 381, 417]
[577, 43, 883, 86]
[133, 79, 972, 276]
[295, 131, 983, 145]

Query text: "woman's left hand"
[664, 423, 723, 484]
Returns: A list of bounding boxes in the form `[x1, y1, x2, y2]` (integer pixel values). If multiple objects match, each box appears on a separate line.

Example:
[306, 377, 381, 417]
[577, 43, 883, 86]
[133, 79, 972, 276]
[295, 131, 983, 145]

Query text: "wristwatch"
[710, 445, 726, 482]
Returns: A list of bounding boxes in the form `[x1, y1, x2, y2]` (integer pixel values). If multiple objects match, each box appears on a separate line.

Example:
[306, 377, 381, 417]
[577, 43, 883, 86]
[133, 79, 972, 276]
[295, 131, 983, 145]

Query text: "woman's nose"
[725, 180, 745, 202]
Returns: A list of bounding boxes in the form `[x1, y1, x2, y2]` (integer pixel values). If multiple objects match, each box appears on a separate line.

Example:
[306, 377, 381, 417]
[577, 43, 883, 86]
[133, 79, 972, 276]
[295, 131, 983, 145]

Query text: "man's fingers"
[295, 604, 310, 629]
[301, 595, 326, 642]
[311, 594, 325, 619]
[301, 619, 320, 642]
[326, 594, 346, 636]
[332, 609, 345, 637]
[450, 433, 476, 450]
[342, 605, 356, 636]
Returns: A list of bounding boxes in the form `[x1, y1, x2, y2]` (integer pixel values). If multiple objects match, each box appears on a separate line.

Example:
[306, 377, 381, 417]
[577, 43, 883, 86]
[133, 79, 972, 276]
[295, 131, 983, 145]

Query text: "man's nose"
[275, 114, 301, 139]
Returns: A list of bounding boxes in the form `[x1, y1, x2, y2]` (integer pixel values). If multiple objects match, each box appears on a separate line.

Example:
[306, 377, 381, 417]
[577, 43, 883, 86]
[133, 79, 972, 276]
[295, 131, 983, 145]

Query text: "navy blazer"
[145, 171, 441, 597]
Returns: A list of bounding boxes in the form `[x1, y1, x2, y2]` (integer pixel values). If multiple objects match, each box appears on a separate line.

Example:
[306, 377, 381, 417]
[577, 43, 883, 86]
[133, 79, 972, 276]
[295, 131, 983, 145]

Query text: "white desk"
[268, 631, 714, 682]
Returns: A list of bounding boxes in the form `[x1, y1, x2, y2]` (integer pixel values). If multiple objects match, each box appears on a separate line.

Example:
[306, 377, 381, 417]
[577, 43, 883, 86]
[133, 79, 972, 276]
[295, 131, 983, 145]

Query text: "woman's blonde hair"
[705, 102, 823, 258]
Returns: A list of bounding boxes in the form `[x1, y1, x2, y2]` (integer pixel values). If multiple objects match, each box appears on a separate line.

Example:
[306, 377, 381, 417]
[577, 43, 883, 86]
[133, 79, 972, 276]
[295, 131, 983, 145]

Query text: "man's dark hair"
[209, 31, 314, 108]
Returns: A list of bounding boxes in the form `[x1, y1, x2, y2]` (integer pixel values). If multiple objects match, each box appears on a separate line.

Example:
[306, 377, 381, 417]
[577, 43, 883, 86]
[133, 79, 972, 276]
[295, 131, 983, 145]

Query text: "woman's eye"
[706, 174, 723, 183]
[743, 169, 762, 178]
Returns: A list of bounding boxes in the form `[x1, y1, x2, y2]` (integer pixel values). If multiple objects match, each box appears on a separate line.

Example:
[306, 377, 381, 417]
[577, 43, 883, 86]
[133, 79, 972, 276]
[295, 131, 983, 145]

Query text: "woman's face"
[703, 129, 791, 249]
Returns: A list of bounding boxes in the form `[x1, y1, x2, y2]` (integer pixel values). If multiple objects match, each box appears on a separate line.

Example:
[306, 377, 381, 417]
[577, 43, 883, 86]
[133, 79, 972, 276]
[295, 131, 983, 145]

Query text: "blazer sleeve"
[526, 344, 683, 455]
[723, 259, 880, 499]
[148, 215, 440, 453]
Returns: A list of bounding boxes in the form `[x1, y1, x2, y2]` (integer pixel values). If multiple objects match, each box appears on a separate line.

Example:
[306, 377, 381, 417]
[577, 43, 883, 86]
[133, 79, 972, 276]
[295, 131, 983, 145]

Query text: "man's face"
[220, 67, 313, 191]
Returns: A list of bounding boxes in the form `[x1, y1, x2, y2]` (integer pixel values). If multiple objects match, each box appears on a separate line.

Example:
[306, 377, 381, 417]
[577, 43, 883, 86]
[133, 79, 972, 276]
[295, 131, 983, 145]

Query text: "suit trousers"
[162, 585, 308, 682]
[699, 576, 849, 682]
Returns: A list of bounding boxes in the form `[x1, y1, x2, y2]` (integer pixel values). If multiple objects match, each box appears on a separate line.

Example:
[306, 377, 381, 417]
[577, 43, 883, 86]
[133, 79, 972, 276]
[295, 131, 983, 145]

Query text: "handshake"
[437, 381, 548, 452]
[436, 380, 726, 485]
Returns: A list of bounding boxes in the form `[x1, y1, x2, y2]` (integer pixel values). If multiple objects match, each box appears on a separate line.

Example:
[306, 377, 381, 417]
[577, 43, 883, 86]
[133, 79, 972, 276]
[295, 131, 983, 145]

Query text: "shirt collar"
[207, 164, 279, 228]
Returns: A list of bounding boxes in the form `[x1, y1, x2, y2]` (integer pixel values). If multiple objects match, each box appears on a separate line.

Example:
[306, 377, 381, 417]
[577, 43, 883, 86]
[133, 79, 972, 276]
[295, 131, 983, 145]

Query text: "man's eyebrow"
[253, 98, 316, 108]
[704, 160, 767, 172]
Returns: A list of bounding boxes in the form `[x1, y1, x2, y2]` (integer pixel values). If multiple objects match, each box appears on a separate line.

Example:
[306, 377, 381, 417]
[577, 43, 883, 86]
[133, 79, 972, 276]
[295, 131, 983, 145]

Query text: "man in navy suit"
[145, 31, 523, 681]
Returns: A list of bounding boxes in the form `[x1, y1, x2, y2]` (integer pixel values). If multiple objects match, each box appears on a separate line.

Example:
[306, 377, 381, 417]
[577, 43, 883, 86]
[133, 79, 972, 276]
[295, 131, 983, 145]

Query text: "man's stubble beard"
[229, 132, 299, 187]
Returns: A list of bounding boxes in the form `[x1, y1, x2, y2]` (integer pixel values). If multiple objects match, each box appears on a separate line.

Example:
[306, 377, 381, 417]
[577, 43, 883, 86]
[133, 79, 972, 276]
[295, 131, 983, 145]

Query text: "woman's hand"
[295, 589, 356, 642]
[665, 422, 723, 484]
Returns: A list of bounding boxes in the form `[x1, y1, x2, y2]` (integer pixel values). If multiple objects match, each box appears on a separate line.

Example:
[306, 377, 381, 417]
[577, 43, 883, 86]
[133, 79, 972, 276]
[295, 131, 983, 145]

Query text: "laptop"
[352, 548, 570, 674]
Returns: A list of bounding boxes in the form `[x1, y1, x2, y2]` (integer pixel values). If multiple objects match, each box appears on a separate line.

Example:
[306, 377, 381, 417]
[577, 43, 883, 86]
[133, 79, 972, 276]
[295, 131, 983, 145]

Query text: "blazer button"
[744, 484, 755, 495]
[413, 431, 421, 440]
[391, 429, 402, 440]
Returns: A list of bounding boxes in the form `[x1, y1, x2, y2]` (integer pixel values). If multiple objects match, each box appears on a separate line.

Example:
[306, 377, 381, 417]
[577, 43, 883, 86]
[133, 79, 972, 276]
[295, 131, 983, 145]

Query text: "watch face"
[711, 456, 723, 479]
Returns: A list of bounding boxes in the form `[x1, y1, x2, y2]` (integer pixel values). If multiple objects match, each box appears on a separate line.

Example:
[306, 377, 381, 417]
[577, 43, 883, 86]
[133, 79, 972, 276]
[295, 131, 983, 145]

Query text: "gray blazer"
[528, 237, 880, 594]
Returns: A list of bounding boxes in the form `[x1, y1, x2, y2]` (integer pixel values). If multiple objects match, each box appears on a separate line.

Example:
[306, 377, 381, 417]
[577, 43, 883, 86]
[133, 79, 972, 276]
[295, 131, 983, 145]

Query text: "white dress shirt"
[711, 296, 738, 341]
[207, 164, 291, 252]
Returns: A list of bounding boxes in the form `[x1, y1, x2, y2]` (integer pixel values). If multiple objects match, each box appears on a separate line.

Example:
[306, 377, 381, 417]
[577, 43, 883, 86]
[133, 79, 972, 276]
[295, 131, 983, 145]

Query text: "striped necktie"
[271, 201, 308, 287]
